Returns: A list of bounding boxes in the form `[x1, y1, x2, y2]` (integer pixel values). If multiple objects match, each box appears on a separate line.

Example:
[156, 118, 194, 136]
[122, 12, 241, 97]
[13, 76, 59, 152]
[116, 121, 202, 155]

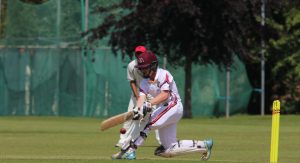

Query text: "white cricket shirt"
[127, 60, 144, 88]
[139, 68, 181, 104]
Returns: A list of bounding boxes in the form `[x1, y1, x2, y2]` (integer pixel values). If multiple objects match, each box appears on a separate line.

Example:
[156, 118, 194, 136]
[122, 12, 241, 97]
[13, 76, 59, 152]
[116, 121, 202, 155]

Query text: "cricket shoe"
[111, 150, 126, 159]
[201, 139, 213, 160]
[111, 148, 136, 160]
[122, 148, 136, 160]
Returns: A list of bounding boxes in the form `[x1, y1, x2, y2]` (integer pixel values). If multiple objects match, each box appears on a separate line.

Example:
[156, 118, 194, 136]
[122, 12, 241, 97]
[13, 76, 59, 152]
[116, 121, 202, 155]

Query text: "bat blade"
[100, 111, 134, 131]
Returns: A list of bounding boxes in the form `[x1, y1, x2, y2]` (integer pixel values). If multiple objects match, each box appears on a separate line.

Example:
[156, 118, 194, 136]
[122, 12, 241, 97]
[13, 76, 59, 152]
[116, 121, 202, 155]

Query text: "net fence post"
[225, 64, 230, 118]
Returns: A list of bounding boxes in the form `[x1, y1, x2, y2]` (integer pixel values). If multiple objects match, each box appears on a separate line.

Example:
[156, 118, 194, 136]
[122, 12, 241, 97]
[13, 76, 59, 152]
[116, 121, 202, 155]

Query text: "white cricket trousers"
[149, 101, 183, 149]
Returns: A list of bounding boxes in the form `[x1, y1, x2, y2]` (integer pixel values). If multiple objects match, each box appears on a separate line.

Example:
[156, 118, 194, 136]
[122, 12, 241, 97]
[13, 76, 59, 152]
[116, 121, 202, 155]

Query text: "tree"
[244, 1, 300, 114]
[84, 0, 261, 118]
[267, 5, 300, 113]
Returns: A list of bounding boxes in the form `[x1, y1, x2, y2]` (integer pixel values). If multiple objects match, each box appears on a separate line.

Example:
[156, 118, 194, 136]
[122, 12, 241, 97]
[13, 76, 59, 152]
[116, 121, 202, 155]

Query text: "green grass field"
[0, 115, 299, 163]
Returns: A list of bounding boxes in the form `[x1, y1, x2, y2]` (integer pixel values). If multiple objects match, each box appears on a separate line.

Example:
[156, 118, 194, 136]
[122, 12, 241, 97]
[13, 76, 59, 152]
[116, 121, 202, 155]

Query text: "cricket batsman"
[112, 51, 213, 160]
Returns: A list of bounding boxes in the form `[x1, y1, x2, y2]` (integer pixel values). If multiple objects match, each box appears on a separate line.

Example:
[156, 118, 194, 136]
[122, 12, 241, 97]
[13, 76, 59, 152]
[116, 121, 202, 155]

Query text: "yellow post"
[270, 100, 280, 163]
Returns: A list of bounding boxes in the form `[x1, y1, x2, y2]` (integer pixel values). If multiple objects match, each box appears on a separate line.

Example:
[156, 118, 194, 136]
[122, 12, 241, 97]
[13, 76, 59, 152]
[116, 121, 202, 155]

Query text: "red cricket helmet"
[135, 51, 158, 70]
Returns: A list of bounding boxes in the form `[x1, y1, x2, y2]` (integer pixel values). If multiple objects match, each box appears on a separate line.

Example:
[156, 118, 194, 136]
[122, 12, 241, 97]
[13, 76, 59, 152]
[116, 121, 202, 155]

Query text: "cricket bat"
[100, 111, 134, 131]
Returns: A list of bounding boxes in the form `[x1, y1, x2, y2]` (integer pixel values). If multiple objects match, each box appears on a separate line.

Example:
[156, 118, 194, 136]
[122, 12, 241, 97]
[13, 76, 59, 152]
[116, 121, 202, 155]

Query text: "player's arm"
[134, 90, 168, 120]
[132, 94, 146, 120]
[129, 80, 139, 99]
[136, 94, 146, 108]
[149, 90, 169, 106]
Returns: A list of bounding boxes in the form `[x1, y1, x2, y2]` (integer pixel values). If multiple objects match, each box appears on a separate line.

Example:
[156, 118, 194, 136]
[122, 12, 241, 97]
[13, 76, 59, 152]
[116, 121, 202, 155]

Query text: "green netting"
[0, 0, 253, 117]
[168, 56, 252, 117]
[0, 48, 84, 115]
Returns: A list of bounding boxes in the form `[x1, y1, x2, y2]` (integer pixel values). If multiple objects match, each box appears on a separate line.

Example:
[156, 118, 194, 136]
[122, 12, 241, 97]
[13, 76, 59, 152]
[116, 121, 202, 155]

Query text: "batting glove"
[132, 107, 142, 120]
[143, 101, 152, 114]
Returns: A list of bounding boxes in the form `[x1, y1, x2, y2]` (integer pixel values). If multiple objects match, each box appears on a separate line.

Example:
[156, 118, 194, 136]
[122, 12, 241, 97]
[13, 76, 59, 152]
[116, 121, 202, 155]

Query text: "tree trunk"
[183, 55, 192, 118]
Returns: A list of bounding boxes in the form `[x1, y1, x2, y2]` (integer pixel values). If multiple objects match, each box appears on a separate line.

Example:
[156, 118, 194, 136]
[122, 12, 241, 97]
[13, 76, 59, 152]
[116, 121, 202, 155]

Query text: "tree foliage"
[19, 0, 50, 5]
[86, 0, 262, 64]
[267, 6, 300, 113]
[1, 0, 81, 45]
[0, 0, 8, 39]
[244, 1, 300, 114]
